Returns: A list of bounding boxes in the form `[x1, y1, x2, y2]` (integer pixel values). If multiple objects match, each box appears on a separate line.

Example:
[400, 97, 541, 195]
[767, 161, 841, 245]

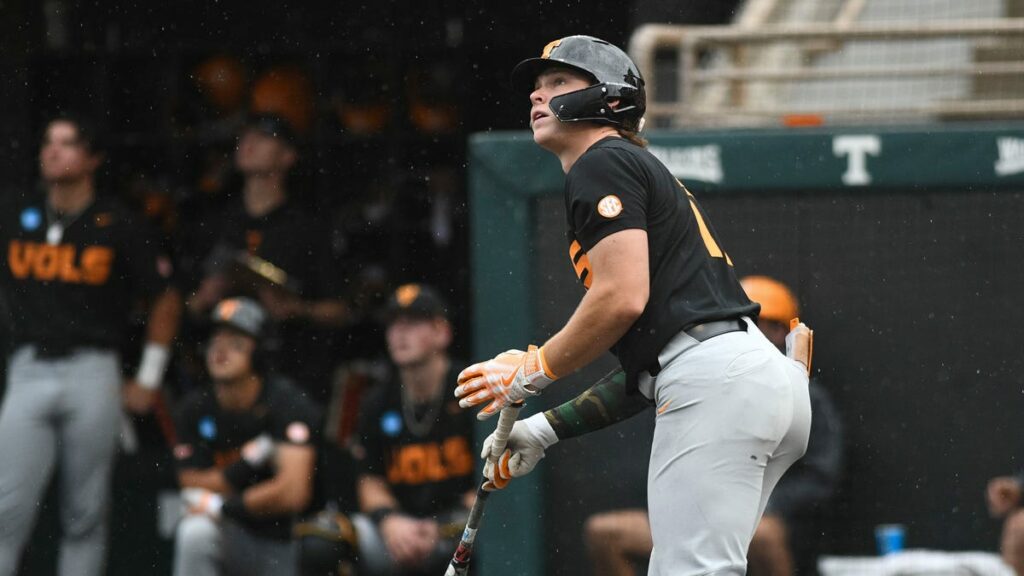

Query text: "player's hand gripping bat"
[443, 402, 523, 576]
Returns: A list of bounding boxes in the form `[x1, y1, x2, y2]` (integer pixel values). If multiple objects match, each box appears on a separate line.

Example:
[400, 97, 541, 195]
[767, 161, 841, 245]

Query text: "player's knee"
[752, 514, 789, 551]
[585, 513, 622, 549]
[175, 515, 220, 554]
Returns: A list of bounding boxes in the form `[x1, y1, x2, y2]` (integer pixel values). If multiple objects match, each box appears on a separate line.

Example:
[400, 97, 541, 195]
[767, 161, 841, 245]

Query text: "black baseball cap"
[243, 113, 298, 148]
[383, 283, 448, 323]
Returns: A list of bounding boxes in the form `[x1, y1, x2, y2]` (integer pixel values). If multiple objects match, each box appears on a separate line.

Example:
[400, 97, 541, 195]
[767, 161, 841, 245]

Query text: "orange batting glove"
[455, 345, 557, 420]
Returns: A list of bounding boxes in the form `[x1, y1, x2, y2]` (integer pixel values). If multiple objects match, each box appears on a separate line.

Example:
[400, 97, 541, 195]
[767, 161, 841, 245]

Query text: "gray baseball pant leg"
[174, 514, 223, 576]
[644, 322, 811, 576]
[351, 513, 393, 576]
[55, 350, 122, 576]
[221, 519, 297, 576]
[0, 347, 61, 576]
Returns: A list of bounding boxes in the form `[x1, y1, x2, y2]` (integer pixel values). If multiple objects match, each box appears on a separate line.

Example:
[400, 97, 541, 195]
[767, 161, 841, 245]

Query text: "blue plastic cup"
[874, 524, 905, 555]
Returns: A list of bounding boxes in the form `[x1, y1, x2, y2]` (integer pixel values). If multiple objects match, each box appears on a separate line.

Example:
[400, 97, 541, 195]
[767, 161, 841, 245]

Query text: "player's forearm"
[543, 368, 650, 440]
[304, 299, 350, 327]
[178, 468, 234, 494]
[240, 472, 313, 515]
[146, 288, 182, 345]
[357, 474, 401, 513]
[543, 285, 643, 378]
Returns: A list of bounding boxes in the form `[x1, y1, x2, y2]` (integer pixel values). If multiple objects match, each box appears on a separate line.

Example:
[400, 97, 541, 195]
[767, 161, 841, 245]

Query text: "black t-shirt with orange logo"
[173, 375, 322, 540]
[354, 365, 474, 519]
[0, 195, 171, 354]
[564, 137, 758, 391]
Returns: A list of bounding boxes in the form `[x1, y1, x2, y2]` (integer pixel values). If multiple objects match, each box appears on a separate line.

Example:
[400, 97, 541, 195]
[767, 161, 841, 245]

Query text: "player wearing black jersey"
[0, 113, 181, 576]
[172, 297, 321, 576]
[185, 114, 349, 401]
[454, 36, 814, 575]
[351, 284, 475, 576]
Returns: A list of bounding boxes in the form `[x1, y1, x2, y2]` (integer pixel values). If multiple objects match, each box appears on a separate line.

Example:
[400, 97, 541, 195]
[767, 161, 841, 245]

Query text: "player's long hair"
[618, 129, 648, 148]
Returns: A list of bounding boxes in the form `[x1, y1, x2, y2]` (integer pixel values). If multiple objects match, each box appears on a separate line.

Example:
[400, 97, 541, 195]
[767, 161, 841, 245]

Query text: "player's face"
[39, 121, 101, 184]
[235, 129, 296, 176]
[528, 67, 594, 150]
[206, 328, 257, 380]
[386, 317, 450, 368]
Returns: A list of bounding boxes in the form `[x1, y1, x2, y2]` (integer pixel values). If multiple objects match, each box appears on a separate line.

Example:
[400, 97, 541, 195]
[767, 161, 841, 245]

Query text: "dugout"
[468, 122, 1024, 575]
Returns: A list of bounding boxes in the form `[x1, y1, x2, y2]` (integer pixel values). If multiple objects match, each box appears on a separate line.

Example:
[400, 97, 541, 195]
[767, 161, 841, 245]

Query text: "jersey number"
[679, 181, 733, 266]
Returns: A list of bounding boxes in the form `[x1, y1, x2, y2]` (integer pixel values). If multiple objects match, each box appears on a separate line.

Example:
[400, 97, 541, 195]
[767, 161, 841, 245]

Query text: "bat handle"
[488, 402, 523, 463]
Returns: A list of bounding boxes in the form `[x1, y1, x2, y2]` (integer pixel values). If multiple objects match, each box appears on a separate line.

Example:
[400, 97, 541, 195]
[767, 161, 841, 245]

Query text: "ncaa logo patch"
[597, 195, 623, 218]
[20, 208, 42, 231]
[381, 411, 403, 437]
[199, 416, 217, 440]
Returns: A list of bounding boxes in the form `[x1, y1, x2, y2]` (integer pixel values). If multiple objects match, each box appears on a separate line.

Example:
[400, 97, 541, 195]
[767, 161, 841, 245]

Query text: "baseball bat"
[444, 402, 523, 576]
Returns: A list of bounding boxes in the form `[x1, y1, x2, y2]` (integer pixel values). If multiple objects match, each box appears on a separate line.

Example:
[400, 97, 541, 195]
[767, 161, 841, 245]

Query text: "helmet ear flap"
[549, 84, 644, 132]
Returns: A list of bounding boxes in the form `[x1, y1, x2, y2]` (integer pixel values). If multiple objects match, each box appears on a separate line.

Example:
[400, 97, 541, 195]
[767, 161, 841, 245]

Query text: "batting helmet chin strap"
[548, 84, 645, 132]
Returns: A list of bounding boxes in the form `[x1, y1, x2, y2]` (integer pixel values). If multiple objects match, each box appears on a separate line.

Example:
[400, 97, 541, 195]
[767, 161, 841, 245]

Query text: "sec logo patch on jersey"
[597, 195, 623, 218]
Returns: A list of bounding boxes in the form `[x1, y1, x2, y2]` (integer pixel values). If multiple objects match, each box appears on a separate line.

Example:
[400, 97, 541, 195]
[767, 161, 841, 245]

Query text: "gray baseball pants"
[174, 514, 297, 576]
[0, 346, 122, 576]
[640, 318, 812, 576]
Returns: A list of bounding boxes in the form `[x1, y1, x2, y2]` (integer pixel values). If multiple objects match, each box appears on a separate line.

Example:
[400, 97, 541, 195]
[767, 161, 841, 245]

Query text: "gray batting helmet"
[511, 35, 646, 132]
[211, 297, 267, 341]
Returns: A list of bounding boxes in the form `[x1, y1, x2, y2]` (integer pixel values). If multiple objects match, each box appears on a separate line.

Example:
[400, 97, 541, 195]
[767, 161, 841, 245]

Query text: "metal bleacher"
[629, 0, 1024, 128]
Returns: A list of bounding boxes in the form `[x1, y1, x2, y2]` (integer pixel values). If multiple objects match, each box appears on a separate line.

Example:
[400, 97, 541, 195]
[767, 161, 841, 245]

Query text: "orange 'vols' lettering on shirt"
[569, 240, 593, 289]
[246, 230, 263, 255]
[7, 240, 114, 285]
[386, 436, 474, 486]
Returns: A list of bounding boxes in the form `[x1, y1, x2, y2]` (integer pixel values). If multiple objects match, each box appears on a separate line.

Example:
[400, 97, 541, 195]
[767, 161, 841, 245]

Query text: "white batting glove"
[181, 488, 223, 519]
[481, 413, 559, 489]
[240, 433, 276, 468]
[456, 345, 557, 421]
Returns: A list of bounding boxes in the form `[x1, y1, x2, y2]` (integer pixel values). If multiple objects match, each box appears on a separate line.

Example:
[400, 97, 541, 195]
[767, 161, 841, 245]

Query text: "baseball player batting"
[454, 36, 814, 575]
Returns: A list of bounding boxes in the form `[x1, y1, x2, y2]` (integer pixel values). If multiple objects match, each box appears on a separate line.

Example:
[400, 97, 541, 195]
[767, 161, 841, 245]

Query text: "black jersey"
[564, 137, 758, 391]
[213, 199, 340, 300]
[173, 375, 322, 540]
[0, 195, 172, 354]
[353, 365, 474, 518]
[211, 199, 343, 399]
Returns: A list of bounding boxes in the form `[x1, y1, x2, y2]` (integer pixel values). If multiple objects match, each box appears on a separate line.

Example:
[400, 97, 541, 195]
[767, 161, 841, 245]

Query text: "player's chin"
[532, 125, 554, 147]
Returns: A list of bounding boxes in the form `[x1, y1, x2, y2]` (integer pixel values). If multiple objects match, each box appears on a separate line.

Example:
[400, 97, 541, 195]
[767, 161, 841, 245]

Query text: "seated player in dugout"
[350, 284, 475, 576]
[185, 113, 350, 401]
[172, 297, 322, 576]
[581, 276, 843, 576]
[0, 112, 181, 576]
